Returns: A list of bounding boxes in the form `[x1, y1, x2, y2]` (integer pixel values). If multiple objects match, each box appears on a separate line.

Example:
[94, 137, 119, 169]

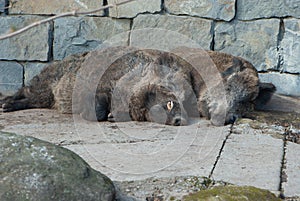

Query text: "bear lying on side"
[1, 46, 275, 126]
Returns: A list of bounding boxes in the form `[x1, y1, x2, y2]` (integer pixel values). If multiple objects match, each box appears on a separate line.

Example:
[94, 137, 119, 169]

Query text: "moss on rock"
[183, 185, 282, 201]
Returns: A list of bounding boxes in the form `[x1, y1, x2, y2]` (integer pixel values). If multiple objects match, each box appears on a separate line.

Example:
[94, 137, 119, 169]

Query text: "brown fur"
[1, 46, 275, 126]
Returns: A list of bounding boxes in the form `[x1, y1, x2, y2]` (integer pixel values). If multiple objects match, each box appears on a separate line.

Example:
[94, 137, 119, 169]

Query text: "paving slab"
[283, 142, 300, 198]
[212, 123, 283, 193]
[0, 109, 229, 182]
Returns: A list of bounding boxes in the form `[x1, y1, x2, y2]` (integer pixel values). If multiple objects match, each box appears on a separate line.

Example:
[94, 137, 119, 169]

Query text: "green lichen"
[183, 186, 282, 201]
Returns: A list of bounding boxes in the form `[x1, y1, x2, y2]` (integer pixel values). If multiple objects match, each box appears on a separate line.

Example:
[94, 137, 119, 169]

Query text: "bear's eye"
[167, 101, 174, 112]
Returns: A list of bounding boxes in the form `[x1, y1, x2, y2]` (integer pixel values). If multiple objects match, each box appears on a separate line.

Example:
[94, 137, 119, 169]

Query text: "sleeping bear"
[1, 46, 275, 126]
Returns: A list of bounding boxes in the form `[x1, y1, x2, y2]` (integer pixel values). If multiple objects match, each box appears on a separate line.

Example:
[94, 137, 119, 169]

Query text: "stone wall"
[0, 0, 299, 96]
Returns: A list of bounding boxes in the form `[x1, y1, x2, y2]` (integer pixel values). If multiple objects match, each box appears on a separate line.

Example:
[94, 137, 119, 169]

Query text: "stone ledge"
[108, 0, 161, 18]
[0, 61, 23, 96]
[0, 0, 5, 13]
[237, 0, 300, 20]
[259, 72, 300, 97]
[0, 16, 50, 61]
[281, 18, 300, 74]
[131, 14, 212, 50]
[214, 19, 280, 71]
[165, 0, 236, 22]
[54, 17, 131, 60]
[9, 0, 103, 15]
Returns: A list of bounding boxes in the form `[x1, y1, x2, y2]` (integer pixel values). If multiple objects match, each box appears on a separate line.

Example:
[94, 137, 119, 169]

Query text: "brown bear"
[1, 46, 275, 126]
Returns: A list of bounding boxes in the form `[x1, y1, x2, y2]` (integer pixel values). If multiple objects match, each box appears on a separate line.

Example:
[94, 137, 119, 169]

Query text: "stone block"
[214, 19, 280, 71]
[0, 61, 23, 96]
[0, 0, 5, 13]
[0, 16, 50, 61]
[212, 127, 283, 192]
[259, 73, 300, 97]
[131, 14, 212, 51]
[237, 0, 300, 20]
[24, 62, 47, 85]
[108, 0, 161, 18]
[9, 0, 103, 15]
[281, 18, 300, 74]
[165, 0, 236, 21]
[54, 17, 131, 60]
[283, 142, 300, 197]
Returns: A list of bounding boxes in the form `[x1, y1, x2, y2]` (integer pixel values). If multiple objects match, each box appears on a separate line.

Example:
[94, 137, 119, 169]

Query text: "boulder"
[0, 131, 115, 201]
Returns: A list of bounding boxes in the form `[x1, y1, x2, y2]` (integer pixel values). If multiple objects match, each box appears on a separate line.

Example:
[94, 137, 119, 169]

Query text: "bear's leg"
[2, 98, 33, 112]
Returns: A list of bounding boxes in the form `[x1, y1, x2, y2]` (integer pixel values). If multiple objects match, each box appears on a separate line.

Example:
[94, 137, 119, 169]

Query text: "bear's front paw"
[2, 103, 14, 112]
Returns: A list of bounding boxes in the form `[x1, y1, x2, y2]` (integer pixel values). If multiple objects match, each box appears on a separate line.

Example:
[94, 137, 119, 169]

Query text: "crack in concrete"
[208, 123, 234, 178]
[279, 127, 289, 199]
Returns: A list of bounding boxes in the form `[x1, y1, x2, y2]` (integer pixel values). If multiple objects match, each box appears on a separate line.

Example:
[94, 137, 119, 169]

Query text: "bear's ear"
[167, 101, 174, 112]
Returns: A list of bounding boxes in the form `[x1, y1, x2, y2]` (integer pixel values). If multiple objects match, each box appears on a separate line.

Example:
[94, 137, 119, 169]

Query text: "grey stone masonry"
[108, 0, 161, 18]
[281, 18, 300, 74]
[131, 14, 212, 50]
[237, 0, 300, 20]
[259, 72, 300, 97]
[24, 63, 47, 86]
[0, 16, 51, 61]
[0, 61, 23, 96]
[0, 0, 5, 13]
[165, 0, 236, 22]
[54, 17, 131, 60]
[214, 19, 280, 72]
[9, 0, 103, 15]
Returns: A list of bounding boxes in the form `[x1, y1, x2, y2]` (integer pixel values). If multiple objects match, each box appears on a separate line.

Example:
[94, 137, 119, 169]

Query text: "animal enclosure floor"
[1, 109, 300, 200]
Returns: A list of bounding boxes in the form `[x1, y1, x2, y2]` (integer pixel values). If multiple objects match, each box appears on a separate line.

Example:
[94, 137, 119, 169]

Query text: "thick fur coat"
[1, 46, 275, 126]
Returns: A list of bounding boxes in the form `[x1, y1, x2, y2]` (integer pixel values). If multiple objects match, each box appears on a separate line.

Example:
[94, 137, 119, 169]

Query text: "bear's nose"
[174, 118, 181, 126]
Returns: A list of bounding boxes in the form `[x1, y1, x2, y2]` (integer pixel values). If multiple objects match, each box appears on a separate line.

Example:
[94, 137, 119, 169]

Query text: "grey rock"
[0, 131, 115, 201]
[108, 0, 161, 18]
[259, 72, 300, 96]
[131, 14, 212, 51]
[165, 0, 236, 21]
[0, 16, 50, 61]
[283, 142, 300, 197]
[0, 0, 5, 13]
[212, 126, 283, 193]
[54, 17, 131, 60]
[0, 61, 23, 96]
[237, 0, 300, 20]
[24, 62, 47, 85]
[214, 19, 280, 71]
[9, 0, 103, 15]
[281, 18, 300, 74]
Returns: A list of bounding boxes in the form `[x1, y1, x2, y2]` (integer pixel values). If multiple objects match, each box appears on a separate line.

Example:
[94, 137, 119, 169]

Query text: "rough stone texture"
[24, 63, 47, 85]
[0, 61, 23, 96]
[131, 14, 212, 50]
[281, 18, 300, 74]
[165, 0, 236, 22]
[0, 108, 229, 182]
[184, 186, 281, 201]
[259, 72, 300, 96]
[212, 124, 283, 192]
[283, 142, 300, 197]
[0, 131, 115, 201]
[214, 19, 280, 71]
[2, 109, 300, 199]
[0, 16, 50, 61]
[237, 0, 300, 20]
[9, 0, 103, 15]
[108, 0, 161, 18]
[0, 0, 5, 13]
[54, 17, 131, 60]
